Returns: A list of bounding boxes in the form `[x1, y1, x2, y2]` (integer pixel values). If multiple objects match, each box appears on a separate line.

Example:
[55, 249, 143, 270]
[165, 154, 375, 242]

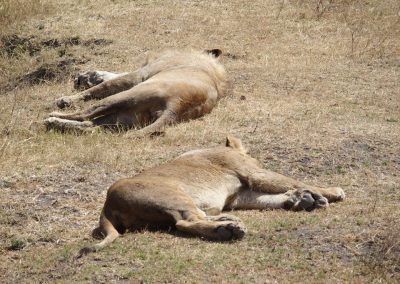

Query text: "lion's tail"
[77, 208, 120, 258]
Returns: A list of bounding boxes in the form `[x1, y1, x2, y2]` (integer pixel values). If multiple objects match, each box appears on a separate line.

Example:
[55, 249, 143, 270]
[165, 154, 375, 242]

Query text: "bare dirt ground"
[1, 0, 399, 282]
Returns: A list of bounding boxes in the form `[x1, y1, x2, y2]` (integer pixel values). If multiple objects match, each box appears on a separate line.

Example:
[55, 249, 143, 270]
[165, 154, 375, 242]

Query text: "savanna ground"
[1, 0, 399, 282]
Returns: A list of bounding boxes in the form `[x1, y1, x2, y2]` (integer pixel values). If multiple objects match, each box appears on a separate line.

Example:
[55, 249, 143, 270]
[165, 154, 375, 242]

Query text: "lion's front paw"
[56, 97, 72, 109]
[44, 116, 63, 130]
[286, 190, 329, 212]
[74, 71, 105, 90]
[215, 221, 247, 241]
[44, 116, 57, 125]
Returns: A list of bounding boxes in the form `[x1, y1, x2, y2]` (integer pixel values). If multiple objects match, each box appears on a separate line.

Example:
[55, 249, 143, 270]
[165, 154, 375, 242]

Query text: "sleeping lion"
[45, 49, 226, 136]
[79, 136, 345, 256]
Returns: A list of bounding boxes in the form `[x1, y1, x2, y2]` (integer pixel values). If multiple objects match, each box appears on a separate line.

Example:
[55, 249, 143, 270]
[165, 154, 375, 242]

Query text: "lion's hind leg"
[125, 109, 177, 138]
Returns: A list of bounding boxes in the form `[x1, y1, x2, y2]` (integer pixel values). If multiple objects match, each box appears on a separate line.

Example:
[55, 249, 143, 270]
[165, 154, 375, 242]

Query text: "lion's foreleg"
[74, 71, 129, 91]
[228, 190, 329, 211]
[228, 190, 291, 210]
[56, 71, 144, 109]
[247, 170, 345, 203]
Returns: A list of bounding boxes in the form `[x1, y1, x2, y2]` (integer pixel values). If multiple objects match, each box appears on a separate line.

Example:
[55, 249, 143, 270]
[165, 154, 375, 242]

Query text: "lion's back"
[142, 50, 227, 98]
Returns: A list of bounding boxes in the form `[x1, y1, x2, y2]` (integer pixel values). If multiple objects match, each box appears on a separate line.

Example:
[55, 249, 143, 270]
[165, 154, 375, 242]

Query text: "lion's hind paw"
[215, 221, 247, 241]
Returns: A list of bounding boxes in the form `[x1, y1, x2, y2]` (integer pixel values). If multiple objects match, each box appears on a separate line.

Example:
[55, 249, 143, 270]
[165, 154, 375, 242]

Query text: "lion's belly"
[178, 174, 242, 211]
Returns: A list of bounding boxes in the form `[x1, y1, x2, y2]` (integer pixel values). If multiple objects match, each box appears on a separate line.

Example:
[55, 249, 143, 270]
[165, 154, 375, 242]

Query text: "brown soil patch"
[0, 35, 112, 57]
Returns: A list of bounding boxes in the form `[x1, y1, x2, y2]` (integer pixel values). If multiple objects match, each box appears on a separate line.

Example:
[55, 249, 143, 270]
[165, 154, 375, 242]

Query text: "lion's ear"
[205, 49, 222, 58]
[226, 136, 246, 153]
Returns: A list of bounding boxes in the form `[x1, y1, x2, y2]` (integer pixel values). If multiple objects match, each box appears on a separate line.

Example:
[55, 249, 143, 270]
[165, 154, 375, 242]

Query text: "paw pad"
[56, 97, 71, 109]
[290, 191, 329, 211]
[216, 222, 247, 240]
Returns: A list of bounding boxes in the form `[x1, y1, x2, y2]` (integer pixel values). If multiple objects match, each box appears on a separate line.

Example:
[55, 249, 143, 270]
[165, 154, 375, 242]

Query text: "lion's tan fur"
[45, 49, 227, 136]
[79, 137, 345, 257]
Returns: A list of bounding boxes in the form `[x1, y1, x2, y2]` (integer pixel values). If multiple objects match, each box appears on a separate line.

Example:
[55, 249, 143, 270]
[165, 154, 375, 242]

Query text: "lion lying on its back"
[79, 136, 345, 257]
[45, 49, 226, 136]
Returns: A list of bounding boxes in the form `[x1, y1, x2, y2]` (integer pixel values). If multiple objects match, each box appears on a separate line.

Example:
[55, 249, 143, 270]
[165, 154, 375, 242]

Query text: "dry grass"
[1, 0, 399, 282]
[0, 0, 52, 34]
